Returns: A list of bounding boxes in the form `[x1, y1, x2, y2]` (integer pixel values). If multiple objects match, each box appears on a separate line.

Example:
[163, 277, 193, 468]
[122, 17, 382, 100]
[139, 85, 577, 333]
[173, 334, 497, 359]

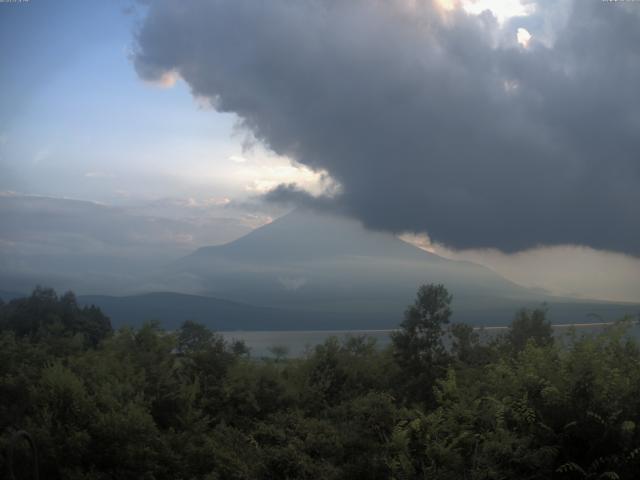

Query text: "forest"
[1, 285, 640, 479]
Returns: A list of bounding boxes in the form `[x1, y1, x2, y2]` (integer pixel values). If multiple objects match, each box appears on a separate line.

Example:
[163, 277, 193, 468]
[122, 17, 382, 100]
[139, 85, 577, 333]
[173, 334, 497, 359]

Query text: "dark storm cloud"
[133, 0, 640, 255]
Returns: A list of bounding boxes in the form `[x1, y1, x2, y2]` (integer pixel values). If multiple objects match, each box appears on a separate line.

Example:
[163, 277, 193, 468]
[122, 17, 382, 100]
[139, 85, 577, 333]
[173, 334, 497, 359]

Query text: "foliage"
[0, 286, 112, 349]
[508, 306, 554, 352]
[1, 286, 640, 479]
[391, 283, 453, 405]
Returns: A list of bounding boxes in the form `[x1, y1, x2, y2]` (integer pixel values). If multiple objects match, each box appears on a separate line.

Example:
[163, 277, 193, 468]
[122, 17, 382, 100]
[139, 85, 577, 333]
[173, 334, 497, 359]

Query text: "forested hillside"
[1, 286, 640, 479]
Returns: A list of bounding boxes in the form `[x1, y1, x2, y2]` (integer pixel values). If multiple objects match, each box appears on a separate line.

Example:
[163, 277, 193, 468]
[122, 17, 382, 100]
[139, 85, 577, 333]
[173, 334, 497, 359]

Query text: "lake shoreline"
[220, 321, 636, 357]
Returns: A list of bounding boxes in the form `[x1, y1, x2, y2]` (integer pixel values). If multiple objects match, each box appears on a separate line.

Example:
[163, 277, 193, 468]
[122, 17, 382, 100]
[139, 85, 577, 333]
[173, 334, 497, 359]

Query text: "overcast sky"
[1, 0, 639, 302]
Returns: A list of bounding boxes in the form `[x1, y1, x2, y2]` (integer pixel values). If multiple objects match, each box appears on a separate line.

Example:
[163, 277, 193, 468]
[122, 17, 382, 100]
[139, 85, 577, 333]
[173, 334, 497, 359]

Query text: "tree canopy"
[1, 285, 639, 479]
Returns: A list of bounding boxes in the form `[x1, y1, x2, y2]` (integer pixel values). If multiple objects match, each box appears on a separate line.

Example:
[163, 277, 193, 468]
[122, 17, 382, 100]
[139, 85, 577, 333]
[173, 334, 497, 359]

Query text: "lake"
[220, 329, 395, 357]
[220, 321, 639, 358]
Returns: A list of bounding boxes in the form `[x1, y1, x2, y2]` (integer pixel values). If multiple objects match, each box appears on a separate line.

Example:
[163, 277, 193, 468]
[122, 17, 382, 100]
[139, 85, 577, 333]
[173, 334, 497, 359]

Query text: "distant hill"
[78, 292, 297, 330]
[77, 292, 394, 331]
[0, 290, 27, 302]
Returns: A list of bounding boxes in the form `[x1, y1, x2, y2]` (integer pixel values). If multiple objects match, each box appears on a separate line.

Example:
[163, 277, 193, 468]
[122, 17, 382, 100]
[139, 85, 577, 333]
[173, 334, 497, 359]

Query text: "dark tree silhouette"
[508, 306, 553, 352]
[391, 283, 452, 404]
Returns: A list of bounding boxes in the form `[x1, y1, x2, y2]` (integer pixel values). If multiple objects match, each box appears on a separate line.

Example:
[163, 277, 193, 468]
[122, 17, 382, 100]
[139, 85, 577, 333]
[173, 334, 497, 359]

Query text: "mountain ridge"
[156, 208, 637, 326]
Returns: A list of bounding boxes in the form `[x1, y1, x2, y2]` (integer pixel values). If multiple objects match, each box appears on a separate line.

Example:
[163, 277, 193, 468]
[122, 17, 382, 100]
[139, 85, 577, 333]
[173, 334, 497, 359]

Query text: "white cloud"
[182, 196, 231, 208]
[231, 148, 338, 197]
[463, 0, 535, 24]
[401, 233, 640, 303]
[517, 27, 532, 47]
[33, 147, 51, 165]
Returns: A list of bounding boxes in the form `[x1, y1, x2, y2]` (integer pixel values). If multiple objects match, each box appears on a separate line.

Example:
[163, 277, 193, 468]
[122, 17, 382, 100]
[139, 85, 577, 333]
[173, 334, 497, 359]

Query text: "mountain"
[158, 209, 637, 328]
[4, 209, 637, 330]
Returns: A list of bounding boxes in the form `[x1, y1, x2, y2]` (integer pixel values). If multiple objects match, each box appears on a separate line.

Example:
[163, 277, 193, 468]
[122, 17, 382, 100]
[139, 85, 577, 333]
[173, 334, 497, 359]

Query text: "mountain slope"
[159, 209, 599, 327]
[192, 208, 440, 262]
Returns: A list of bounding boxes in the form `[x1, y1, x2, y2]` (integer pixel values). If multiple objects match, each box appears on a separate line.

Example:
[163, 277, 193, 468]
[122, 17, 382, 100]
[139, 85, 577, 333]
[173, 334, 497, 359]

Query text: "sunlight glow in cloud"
[398, 232, 437, 254]
[239, 160, 333, 196]
[435, 0, 534, 24]
[148, 69, 180, 88]
[463, 0, 535, 24]
[517, 27, 532, 47]
[183, 196, 231, 208]
[228, 155, 247, 163]
[400, 233, 640, 303]
[433, 0, 458, 13]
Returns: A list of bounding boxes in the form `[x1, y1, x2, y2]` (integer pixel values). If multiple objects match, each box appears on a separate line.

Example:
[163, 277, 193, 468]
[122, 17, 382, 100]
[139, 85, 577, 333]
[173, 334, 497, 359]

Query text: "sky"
[0, 0, 639, 302]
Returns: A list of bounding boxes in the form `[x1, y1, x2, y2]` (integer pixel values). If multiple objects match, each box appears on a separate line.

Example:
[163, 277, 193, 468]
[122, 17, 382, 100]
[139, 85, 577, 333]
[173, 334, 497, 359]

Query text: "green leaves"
[392, 284, 453, 405]
[2, 287, 640, 479]
[0, 287, 112, 349]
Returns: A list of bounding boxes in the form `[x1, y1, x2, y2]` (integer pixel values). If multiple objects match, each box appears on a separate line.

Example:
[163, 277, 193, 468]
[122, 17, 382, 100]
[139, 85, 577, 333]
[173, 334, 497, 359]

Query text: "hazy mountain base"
[155, 210, 639, 329]
[3, 286, 637, 332]
[78, 291, 637, 331]
[2, 209, 638, 329]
